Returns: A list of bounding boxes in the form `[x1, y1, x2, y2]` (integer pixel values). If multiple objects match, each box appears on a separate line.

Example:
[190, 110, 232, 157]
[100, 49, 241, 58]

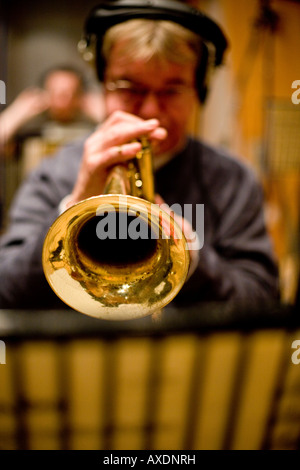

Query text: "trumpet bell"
[42, 194, 190, 320]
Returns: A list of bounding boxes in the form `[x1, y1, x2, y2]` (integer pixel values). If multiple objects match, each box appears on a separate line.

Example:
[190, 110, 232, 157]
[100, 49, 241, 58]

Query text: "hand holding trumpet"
[67, 110, 167, 207]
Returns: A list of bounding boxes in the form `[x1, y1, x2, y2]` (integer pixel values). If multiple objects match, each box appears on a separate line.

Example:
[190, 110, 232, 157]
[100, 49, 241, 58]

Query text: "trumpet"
[42, 138, 190, 320]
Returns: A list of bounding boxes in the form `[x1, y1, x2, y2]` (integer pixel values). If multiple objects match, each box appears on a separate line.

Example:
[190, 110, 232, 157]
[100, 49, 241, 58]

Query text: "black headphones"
[79, 0, 228, 102]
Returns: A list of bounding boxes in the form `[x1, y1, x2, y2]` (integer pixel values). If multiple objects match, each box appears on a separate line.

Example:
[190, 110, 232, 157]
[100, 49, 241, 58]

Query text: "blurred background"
[0, 0, 299, 303]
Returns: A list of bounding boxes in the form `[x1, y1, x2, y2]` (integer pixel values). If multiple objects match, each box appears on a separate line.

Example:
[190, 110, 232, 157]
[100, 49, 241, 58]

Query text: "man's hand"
[0, 88, 49, 144]
[155, 194, 200, 279]
[67, 110, 167, 207]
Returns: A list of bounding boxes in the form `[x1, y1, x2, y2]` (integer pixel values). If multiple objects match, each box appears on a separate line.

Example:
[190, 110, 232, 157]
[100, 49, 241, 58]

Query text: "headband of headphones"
[79, 0, 228, 102]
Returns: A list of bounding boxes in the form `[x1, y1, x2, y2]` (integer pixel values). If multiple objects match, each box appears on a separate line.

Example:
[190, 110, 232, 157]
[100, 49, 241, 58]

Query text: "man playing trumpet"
[0, 1, 279, 312]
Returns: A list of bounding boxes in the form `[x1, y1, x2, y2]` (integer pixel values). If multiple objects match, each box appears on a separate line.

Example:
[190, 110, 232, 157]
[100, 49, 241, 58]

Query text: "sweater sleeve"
[0, 143, 81, 309]
[176, 150, 279, 308]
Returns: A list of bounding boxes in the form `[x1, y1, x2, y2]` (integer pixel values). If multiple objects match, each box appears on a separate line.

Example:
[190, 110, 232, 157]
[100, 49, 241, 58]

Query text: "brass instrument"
[42, 139, 190, 320]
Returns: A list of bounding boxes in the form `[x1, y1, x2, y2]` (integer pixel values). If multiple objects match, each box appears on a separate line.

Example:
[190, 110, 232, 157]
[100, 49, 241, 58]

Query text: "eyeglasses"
[105, 79, 195, 106]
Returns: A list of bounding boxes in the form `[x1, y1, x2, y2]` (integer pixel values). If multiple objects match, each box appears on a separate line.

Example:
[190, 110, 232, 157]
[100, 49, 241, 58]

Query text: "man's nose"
[137, 91, 162, 120]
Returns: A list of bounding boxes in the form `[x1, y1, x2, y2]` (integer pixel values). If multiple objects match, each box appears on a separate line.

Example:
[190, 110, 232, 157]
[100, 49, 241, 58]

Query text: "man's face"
[104, 43, 198, 156]
[45, 71, 82, 122]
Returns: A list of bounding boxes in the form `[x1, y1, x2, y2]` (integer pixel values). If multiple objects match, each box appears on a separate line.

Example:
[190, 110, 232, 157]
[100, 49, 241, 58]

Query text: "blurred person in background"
[0, 65, 104, 174]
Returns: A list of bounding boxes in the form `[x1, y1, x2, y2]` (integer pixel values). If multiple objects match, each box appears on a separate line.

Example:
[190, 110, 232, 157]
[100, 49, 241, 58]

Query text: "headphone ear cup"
[95, 38, 105, 82]
[196, 43, 209, 103]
